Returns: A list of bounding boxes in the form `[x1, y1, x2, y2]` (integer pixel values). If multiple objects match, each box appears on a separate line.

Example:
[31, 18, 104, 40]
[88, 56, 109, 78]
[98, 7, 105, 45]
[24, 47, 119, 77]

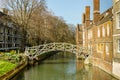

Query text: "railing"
[25, 43, 91, 60]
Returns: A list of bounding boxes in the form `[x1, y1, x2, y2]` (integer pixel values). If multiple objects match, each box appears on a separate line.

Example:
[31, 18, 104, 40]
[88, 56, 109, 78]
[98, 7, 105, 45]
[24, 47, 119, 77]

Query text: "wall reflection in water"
[76, 60, 118, 80]
[11, 52, 118, 80]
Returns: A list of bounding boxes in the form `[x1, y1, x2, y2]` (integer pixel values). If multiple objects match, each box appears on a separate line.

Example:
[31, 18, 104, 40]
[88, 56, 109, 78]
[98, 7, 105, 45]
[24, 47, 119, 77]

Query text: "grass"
[0, 61, 16, 76]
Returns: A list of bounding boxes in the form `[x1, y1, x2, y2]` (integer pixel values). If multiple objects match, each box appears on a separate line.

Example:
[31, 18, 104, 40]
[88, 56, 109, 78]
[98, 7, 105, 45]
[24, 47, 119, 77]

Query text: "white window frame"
[88, 30, 90, 39]
[118, 39, 120, 52]
[98, 28, 100, 38]
[97, 43, 103, 53]
[88, 30, 92, 39]
[116, 12, 120, 29]
[91, 30, 92, 39]
[102, 26, 105, 37]
[107, 24, 110, 36]
[106, 43, 109, 55]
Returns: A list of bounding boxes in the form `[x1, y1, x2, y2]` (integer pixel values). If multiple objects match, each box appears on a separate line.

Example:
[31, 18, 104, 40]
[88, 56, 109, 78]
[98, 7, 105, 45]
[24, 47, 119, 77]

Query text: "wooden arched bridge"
[25, 43, 91, 60]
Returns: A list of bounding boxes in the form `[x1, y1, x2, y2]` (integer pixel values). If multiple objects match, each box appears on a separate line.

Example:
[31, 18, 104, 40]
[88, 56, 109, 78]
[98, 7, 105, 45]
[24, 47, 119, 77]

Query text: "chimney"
[85, 6, 90, 27]
[76, 24, 79, 44]
[93, 0, 100, 24]
[82, 13, 85, 24]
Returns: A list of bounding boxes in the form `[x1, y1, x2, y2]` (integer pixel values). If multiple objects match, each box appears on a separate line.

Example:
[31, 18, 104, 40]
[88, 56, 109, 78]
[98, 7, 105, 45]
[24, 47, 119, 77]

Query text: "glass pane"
[118, 13, 120, 28]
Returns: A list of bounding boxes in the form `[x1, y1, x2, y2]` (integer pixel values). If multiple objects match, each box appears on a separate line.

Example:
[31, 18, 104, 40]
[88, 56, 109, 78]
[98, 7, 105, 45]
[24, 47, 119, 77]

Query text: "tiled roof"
[96, 7, 113, 25]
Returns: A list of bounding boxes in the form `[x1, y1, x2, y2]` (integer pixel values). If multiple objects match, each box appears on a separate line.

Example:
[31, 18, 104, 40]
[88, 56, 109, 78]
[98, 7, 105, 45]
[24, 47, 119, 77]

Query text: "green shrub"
[10, 50, 16, 55]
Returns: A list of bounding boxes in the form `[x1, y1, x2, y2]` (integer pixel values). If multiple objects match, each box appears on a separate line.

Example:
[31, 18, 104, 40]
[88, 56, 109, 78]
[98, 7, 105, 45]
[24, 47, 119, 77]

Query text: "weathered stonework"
[113, 0, 120, 78]
[75, 0, 120, 78]
[76, 24, 83, 47]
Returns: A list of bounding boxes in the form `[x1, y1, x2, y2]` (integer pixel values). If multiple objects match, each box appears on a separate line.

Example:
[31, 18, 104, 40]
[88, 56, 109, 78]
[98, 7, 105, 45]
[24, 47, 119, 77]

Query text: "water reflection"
[12, 52, 118, 80]
[76, 60, 118, 80]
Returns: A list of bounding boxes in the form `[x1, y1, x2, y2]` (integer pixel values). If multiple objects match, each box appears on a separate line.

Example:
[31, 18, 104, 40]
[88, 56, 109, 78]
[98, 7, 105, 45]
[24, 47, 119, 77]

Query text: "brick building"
[76, 0, 116, 77]
[92, 7, 113, 73]
[113, 0, 120, 78]
[76, 24, 83, 47]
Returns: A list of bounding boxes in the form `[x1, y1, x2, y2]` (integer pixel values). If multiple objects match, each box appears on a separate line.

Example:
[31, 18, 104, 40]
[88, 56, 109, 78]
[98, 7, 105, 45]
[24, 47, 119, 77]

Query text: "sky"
[0, 0, 112, 25]
[46, 0, 112, 25]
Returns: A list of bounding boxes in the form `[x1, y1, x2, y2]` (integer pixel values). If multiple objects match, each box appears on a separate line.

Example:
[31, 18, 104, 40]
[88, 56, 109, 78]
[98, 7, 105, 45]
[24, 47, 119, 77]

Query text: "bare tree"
[4, 0, 46, 50]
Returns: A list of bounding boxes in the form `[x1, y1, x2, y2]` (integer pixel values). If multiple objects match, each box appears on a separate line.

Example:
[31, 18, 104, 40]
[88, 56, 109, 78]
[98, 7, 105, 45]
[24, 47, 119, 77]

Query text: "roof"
[96, 7, 113, 25]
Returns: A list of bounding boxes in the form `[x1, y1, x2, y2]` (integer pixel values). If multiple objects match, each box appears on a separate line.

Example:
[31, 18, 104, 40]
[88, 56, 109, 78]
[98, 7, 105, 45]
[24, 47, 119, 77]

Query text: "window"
[106, 43, 109, 55]
[97, 44, 100, 51]
[0, 36, 3, 41]
[97, 43, 103, 53]
[91, 31, 92, 39]
[107, 24, 110, 36]
[116, 12, 120, 29]
[98, 28, 100, 38]
[88, 31, 90, 39]
[118, 39, 120, 52]
[0, 27, 3, 33]
[88, 30, 92, 39]
[102, 26, 105, 37]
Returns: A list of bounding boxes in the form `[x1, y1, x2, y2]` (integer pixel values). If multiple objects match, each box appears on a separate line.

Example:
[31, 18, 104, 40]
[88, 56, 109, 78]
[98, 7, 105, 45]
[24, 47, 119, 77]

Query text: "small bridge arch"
[25, 43, 91, 60]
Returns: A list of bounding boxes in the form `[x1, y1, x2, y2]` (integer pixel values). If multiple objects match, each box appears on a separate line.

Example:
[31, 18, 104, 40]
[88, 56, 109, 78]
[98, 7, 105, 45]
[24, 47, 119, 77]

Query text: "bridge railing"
[25, 43, 92, 59]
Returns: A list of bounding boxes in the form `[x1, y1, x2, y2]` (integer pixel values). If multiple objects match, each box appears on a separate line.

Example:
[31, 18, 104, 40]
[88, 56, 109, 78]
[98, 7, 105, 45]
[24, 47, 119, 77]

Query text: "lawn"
[0, 61, 16, 76]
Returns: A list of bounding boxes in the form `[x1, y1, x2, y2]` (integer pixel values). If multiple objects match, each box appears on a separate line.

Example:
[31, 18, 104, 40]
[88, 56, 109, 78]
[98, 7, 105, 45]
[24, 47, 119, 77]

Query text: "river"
[12, 52, 118, 80]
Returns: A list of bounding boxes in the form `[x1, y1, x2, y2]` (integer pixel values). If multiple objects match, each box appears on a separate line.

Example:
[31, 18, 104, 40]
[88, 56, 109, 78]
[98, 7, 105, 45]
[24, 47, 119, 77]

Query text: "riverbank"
[0, 61, 16, 77]
[0, 60, 28, 80]
[0, 52, 28, 80]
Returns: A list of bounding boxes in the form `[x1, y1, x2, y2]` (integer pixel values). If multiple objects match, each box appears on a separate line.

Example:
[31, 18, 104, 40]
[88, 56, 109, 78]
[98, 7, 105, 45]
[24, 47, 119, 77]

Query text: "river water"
[12, 52, 118, 80]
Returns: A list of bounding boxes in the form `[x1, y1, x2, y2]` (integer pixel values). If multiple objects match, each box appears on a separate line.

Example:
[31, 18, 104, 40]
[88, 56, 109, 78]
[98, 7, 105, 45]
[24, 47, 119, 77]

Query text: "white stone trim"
[113, 34, 120, 36]
[98, 27, 100, 38]
[102, 26, 105, 37]
[116, 11, 120, 29]
[113, 61, 120, 77]
[107, 24, 110, 36]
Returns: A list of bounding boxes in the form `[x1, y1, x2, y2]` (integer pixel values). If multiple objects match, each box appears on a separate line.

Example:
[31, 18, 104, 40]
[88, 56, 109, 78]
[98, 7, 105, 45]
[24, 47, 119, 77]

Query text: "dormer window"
[104, 12, 109, 17]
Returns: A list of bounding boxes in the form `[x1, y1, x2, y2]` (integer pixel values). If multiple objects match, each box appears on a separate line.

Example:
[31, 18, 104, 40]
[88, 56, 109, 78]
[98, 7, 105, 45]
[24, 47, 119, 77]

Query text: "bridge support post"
[76, 53, 85, 60]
